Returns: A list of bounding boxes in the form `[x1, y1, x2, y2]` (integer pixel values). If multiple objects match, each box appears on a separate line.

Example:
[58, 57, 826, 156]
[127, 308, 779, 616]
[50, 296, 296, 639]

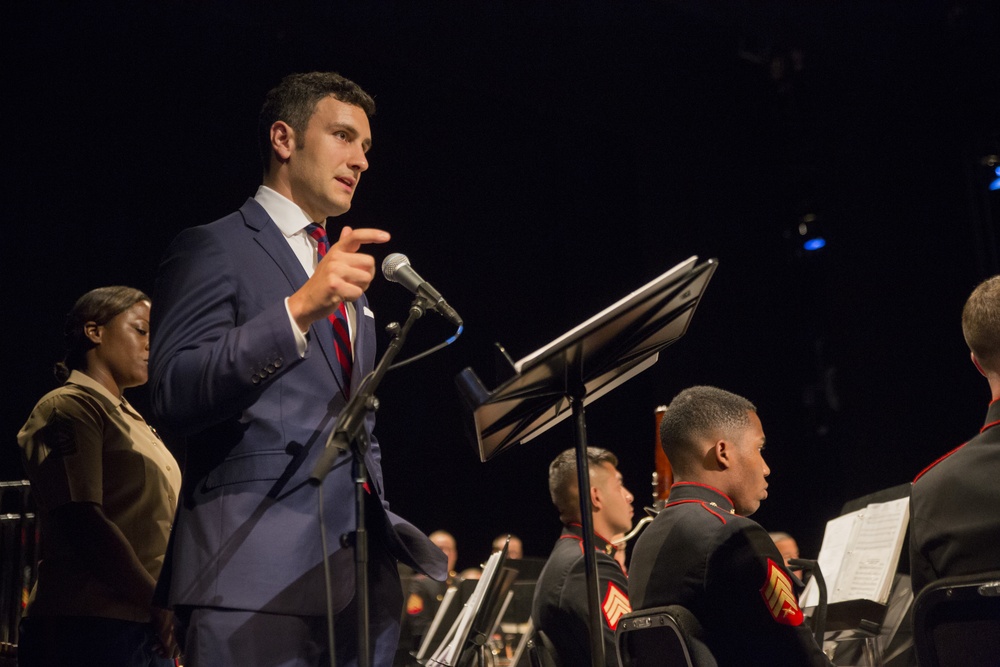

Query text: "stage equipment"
[456, 256, 718, 667]
[309, 278, 462, 667]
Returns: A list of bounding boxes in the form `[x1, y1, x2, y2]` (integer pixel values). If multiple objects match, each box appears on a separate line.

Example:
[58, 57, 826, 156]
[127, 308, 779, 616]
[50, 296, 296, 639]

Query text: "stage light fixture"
[981, 155, 1000, 191]
[797, 213, 827, 252]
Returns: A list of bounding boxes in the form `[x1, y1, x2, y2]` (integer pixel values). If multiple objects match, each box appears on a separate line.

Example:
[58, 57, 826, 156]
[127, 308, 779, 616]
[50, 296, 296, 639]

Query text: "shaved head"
[659, 386, 756, 475]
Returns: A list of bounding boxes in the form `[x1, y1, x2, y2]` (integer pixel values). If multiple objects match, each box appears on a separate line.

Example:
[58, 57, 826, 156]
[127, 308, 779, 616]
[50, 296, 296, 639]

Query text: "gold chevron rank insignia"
[759, 558, 804, 626]
[406, 593, 424, 615]
[602, 582, 631, 630]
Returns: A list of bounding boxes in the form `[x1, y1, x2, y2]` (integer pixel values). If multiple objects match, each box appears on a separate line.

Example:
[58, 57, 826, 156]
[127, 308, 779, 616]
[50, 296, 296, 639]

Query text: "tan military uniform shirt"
[17, 370, 181, 621]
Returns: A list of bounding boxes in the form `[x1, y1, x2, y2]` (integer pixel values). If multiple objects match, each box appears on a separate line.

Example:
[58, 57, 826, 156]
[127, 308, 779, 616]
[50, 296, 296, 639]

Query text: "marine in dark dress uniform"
[533, 524, 630, 667]
[531, 447, 634, 667]
[630, 482, 830, 666]
[910, 275, 1000, 595]
[628, 386, 832, 667]
[397, 531, 461, 665]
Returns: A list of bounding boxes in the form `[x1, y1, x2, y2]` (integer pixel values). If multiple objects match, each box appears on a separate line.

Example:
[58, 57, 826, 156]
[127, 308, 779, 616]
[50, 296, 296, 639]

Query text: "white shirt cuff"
[285, 297, 309, 358]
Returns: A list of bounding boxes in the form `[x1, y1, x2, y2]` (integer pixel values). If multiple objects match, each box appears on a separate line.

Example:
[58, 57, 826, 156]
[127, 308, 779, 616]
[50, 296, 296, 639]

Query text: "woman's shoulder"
[30, 382, 109, 418]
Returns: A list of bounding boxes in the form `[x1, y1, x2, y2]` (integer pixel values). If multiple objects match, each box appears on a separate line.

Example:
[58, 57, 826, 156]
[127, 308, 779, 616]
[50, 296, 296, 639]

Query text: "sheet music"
[833, 497, 909, 603]
[801, 513, 855, 608]
[427, 549, 504, 666]
[801, 497, 909, 608]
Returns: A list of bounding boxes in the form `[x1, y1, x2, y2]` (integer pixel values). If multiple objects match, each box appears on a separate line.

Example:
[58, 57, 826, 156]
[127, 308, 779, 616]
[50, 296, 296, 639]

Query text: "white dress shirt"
[253, 185, 356, 357]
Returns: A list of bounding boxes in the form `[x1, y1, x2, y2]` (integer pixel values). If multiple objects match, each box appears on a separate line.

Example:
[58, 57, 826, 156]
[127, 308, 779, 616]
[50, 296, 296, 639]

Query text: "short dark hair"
[548, 447, 618, 524]
[58, 286, 150, 382]
[258, 71, 376, 175]
[659, 386, 756, 474]
[962, 275, 1000, 371]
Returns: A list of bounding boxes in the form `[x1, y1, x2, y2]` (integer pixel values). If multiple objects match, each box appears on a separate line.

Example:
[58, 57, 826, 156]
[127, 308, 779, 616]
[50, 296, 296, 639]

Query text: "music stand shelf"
[456, 256, 718, 463]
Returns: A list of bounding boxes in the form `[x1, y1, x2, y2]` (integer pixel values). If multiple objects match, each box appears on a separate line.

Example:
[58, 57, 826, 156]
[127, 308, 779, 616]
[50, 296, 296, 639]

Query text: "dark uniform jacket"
[629, 482, 832, 666]
[531, 524, 631, 667]
[397, 570, 460, 662]
[910, 397, 1000, 594]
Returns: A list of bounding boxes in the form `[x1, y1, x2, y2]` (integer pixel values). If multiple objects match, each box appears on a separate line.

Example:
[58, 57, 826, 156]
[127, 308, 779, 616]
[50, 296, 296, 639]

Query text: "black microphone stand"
[309, 295, 430, 667]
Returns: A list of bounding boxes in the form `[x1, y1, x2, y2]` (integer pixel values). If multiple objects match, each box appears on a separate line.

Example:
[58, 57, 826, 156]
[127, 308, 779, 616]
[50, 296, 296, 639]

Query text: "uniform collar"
[982, 398, 1000, 434]
[563, 523, 618, 555]
[666, 482, 737, 515]
[67, 369, 124, 410]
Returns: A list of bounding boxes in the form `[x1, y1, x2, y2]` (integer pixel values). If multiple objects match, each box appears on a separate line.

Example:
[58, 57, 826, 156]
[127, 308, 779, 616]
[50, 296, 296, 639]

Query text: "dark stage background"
[5, 1, 999, 572]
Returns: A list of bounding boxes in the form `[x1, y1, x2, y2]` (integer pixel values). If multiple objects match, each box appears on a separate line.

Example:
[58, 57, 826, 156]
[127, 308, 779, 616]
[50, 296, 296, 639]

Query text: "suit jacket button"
[265, 364, 275, 374]
[274, 357, 283, 368]
[251, 374, 261, 384]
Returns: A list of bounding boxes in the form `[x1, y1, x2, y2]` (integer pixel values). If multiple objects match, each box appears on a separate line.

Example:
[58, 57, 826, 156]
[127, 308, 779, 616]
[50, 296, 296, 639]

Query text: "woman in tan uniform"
[17, 286, 181, 666]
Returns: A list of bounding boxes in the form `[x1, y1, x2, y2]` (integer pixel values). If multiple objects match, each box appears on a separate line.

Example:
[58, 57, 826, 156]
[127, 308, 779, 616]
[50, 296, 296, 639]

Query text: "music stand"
[802, 483, 913, 666]
[427, 544, 519, 666]
[455, 256, 718, 667]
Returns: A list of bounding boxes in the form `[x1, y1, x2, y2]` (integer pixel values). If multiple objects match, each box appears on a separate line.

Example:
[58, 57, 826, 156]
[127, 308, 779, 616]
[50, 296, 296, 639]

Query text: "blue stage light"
[804, 237, 826, 251]
[990, 166, 1000, 191]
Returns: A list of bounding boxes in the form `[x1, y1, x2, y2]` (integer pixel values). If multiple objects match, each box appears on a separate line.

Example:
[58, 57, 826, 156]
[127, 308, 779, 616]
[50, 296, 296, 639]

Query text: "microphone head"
[381, 253, 410, 282]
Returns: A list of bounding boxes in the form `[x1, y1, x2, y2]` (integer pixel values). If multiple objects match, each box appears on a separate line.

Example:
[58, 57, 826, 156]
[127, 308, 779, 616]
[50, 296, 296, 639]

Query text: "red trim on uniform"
[980, 419, 1000, 434]
[562, 523, 616, 556]
[663, 499, 728, 524]
[699, 502, 728, 524]
[670, 481, 736, 508]
[913, 442, 967, 484]
[663, 499, 706, 509]
[558, 529, 586, 556]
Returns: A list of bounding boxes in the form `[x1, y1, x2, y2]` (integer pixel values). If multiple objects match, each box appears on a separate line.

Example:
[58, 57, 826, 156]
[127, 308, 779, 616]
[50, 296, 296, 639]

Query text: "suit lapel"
[238, 199, 347, 396]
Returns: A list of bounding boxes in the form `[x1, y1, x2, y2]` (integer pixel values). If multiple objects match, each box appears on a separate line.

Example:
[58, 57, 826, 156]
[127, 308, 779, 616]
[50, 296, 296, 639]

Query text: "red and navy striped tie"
[306, 223, 354, 394]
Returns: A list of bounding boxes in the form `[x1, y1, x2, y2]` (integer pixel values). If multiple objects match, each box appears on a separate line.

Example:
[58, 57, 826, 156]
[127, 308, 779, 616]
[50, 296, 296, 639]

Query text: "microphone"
[381, 253, 463, 327]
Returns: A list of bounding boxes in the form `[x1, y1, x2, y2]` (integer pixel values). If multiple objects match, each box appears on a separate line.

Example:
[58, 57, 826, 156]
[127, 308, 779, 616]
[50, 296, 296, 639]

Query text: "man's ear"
[590, 484, 603, 512]
[270, 121, 295, 163]
[714, 439, 732, 471]
[83, 321, 101, 345]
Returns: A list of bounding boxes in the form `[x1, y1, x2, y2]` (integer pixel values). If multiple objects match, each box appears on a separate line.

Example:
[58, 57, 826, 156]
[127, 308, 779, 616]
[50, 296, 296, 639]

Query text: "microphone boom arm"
[308, 296, 429, 484]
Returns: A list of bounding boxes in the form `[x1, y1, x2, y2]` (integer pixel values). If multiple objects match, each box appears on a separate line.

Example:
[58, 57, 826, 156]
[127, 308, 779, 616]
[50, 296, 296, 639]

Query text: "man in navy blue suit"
[150, 72, 446, 666]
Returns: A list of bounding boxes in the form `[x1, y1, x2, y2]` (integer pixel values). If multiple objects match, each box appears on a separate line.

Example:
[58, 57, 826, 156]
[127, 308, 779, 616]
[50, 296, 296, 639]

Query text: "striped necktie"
[305, 223, 353, 393]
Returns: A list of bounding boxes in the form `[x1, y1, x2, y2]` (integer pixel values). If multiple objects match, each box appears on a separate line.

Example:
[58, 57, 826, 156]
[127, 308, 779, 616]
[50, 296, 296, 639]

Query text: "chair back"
[615, 605, 717, 667]
[912, 571, 1000, 667]
[527, 629, 563, 667]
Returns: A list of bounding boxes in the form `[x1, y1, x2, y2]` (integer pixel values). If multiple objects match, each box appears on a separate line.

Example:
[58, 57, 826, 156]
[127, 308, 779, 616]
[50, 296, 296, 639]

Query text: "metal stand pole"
[310, 298, 429, 667]
[569, 383, 605, 667]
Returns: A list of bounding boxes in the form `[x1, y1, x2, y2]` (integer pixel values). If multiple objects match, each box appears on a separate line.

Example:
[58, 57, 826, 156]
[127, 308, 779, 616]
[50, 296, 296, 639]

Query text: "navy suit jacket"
[150, 198, 445, 616]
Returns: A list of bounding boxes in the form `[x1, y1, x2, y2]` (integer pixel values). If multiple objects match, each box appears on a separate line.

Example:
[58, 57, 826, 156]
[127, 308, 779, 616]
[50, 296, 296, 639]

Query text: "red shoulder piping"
[663, 498, 728, 524]
[913, 442, 967, 484]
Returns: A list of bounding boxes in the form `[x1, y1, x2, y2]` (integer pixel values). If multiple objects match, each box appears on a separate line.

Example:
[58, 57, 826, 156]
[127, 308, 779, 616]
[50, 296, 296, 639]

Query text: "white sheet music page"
[833, 497, 909, 604]
[801, 512, 856, 608]
[800, 497, 910, 608]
